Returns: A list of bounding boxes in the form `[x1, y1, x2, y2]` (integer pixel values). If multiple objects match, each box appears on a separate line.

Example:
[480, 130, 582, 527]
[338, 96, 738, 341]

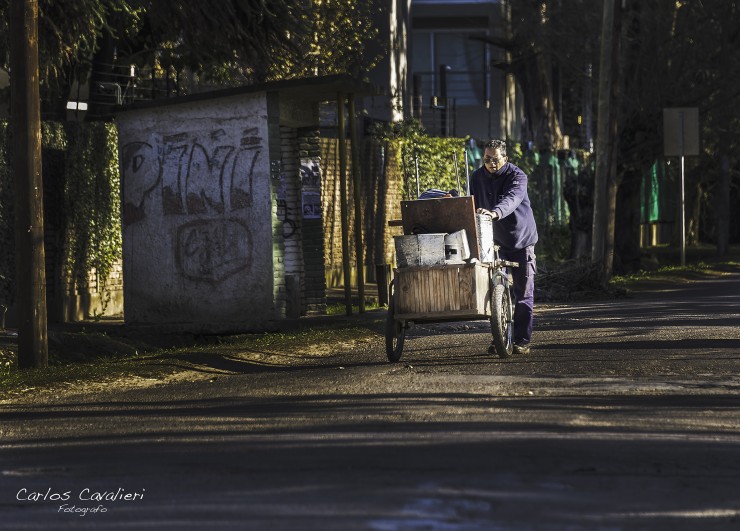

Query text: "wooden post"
[348, 94, 365, 313]
[337, 94, 352, 315]
[10, 0, 48, 368]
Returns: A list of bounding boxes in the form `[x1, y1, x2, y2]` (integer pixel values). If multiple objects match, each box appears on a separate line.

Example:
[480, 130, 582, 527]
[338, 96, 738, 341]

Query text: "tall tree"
[591, 0, 621, 280]
[495, 1, 603, 149]
[497, 0, 567, 149]
[704, 3, 738, 257]
[115, 0, 308, 83]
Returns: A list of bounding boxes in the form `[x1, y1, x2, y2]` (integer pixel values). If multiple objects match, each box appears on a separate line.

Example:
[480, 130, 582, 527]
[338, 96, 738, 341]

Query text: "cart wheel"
[385, 281, 405, 362]
[490, 282, 513, 358]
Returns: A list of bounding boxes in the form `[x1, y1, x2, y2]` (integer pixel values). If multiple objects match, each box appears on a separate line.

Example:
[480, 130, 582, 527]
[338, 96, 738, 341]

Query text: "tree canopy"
[0, 0, 383, 90]
[1, 0, 304, 79]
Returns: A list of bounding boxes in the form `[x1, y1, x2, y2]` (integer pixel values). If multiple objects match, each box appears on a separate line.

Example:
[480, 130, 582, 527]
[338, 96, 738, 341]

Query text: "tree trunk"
[591, 0, 621, 282]
[687, 181, 704, 246]
[614, 168, 642, 273]
[716, 25, 732, 256]
[563, 155, 593, 259]
[717, 153, 730, 256]
[510, 52, 564, 149]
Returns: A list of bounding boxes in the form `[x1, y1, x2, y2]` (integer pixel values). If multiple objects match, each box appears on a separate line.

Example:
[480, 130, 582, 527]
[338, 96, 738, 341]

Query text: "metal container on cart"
[393, 234, 447, 268]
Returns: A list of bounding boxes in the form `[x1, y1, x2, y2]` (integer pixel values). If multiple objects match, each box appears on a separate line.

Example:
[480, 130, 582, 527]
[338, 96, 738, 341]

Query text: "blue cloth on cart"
[418, 188, 459, 199]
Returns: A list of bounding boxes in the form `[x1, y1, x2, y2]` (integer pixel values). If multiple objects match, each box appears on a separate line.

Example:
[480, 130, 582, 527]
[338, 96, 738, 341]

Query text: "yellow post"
[337, 93, 352, 315]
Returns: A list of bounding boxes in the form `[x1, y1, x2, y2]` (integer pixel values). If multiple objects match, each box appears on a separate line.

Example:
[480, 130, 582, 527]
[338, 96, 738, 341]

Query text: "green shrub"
[370, 119, 468, 199]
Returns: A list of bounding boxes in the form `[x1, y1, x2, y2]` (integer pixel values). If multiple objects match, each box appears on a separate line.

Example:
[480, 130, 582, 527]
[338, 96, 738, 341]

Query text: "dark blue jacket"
[470, 162, 538, 251]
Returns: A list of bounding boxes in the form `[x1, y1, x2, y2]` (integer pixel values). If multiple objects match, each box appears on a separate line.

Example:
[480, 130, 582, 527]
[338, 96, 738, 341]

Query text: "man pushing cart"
[386, 139, 538, 361]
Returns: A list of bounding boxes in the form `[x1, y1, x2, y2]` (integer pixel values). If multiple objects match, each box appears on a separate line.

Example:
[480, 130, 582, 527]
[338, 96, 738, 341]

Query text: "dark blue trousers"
[499, 246, 536, 345]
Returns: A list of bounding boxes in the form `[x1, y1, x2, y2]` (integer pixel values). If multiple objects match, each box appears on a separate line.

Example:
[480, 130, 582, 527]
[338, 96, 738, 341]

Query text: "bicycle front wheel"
[385, 280, 405, 362]
[490, 282, 514, 358]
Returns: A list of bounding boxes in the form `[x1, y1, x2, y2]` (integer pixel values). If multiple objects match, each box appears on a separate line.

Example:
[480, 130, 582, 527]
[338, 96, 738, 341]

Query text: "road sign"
[663, 107, 699, 267]
[663, 107, 699, 156]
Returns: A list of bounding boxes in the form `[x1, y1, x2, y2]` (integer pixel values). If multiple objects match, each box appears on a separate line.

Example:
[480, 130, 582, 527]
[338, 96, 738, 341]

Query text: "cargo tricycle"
[385, 197, 518, 362]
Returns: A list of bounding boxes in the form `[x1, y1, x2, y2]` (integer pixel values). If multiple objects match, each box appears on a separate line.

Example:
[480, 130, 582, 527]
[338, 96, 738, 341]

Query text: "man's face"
[483, 147, 507, 173]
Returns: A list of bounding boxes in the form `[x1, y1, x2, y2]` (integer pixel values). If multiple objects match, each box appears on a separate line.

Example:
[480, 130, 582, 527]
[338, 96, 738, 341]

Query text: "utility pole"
[10, 0, 48, 368]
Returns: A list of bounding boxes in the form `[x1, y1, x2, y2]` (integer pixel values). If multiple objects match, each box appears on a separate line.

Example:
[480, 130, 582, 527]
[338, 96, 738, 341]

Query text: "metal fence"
[410, 70, 488, 137]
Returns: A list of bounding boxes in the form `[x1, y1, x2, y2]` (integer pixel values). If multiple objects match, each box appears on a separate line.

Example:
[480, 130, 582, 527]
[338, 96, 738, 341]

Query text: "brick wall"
[298, 129, 326, 314]
[263, 127, 406, 315]
[57, 259, 124, 321]
[320, 137, 403, 288]
[364, 139, 405, 269]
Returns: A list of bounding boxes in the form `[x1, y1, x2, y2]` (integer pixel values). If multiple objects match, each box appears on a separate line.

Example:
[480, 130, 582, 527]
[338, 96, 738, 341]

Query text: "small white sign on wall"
[302, 192, 321, 219]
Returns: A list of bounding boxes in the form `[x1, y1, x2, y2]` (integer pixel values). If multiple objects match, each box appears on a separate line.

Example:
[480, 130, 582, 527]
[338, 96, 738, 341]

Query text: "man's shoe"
[513, 343, 531, 355]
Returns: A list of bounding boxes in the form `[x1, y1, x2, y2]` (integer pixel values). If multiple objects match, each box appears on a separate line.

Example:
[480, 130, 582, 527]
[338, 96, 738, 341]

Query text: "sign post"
[663, 107, 699, 266]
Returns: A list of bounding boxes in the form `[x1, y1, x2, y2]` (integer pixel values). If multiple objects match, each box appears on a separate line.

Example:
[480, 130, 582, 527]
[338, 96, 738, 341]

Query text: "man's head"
[483, 139, 508, 173]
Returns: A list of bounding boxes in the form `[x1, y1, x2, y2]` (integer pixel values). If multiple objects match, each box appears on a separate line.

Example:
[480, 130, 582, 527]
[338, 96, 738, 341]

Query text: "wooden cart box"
[395, 263, 492, 320]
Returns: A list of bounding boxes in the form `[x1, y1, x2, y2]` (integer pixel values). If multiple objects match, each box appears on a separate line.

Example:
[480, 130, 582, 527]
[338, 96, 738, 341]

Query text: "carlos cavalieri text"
[17, 487, 146, 502]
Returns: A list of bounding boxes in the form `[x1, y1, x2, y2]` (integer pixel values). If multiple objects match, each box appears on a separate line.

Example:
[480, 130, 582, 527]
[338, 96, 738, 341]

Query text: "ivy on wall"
[0, 121, 121, 306]
[63, 122, 122, 296]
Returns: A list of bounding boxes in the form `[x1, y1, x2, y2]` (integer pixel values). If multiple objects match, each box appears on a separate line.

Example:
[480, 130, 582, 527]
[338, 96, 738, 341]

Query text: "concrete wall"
[117, 93, 275, 330]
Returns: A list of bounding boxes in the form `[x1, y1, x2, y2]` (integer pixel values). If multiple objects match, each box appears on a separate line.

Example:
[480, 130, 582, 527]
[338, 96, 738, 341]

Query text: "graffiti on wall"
[122, 127, 261, 224]
[276, 198, 298, 239]
[122, 126, 263, 283]
[275, 169, 299, 239]
[175, 218, 252, 282]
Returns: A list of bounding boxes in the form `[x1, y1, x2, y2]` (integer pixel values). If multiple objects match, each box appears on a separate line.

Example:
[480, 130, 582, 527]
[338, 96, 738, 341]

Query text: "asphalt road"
[1, 274, 739, 530]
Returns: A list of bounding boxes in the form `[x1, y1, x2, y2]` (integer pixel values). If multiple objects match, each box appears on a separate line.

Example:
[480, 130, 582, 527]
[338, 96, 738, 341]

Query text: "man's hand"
[476, 208, 499, 220]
